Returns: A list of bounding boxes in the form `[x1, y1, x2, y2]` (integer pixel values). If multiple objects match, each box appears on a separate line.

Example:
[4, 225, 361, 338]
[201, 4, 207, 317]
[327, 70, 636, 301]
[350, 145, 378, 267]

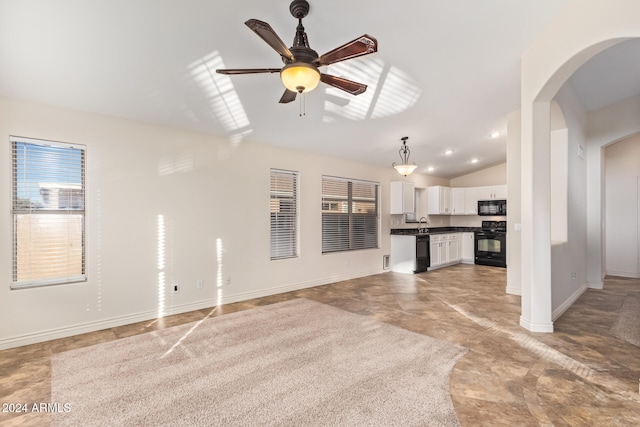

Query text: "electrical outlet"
[171, 283, 180, 293]
[196, 279, 204, 289]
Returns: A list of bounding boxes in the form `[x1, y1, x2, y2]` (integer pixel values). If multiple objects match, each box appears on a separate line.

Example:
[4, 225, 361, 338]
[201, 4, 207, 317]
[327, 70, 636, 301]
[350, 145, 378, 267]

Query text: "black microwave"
[478, 199, 507, 216]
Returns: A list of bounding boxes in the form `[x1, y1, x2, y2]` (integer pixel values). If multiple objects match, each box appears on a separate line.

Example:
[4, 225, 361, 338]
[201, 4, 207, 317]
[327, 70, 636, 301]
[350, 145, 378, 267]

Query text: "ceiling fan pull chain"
[299, 92, 306, 117]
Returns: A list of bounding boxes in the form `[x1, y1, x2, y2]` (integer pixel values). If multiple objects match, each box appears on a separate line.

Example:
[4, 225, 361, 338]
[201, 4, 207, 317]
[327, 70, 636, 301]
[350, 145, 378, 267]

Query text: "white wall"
[0, 96, 420, 349]
[450, 163, 506, 188]
[506, 110, 522, 295]
[586, 95, 640, 286]
[549, 85, 589, 319]
[604, 134, 640, 277]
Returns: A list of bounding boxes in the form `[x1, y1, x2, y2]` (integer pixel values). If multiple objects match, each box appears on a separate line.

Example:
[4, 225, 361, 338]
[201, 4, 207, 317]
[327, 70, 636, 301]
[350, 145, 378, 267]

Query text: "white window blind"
[11, 136, 86, 289]
[322, 176, 379, 253]
[270, 169, 298, 260]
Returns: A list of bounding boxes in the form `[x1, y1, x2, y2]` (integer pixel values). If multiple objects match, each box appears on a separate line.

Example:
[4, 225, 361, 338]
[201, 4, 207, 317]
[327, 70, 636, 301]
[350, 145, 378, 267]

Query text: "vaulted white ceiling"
[1, 1, 638, 178]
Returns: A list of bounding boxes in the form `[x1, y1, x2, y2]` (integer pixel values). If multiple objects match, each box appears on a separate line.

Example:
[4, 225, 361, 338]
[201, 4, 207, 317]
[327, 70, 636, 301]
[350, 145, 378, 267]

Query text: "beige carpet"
[51, 298, 467, 426]
[611, 296, 640, 347]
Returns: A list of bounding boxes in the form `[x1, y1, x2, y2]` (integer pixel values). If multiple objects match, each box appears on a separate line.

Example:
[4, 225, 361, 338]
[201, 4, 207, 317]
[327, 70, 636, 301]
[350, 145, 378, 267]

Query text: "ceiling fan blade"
[320, 73, 367, 95]
[279, 89, 297, 104]
[316, 34, 378, 66]
[245, 19, 295, 61]
[216, 68, 281, 75]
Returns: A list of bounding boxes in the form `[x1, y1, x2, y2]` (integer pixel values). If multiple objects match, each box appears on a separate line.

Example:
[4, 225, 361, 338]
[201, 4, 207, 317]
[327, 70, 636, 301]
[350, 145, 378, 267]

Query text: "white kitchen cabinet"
[390, 235, 416, 273]
[427, 186, 451, 214]
[493, 185, 507, 199]
[450, 188, 466, 215]
[390, 181, 415, 214]
[429, 185, 505, 215]
[429, 233, 462, 268]
[477, 185, 507, 200]
[464, 187, 481, 214]
[461, 232, 475, 263]
[447, 234, 460, 263]
[429, 234, 446, 268]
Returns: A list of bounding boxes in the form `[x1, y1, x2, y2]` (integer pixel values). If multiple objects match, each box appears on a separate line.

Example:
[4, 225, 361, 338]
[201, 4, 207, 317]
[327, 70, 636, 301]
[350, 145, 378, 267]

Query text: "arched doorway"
[517, 0, 640, 332]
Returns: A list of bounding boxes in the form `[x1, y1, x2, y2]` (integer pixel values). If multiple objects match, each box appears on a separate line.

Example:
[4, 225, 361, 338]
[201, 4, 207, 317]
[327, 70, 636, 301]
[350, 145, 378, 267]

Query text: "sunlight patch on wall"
[157, 214, 166, 318]
[216, 238, 224, 306]
[158, 150, 195, 176]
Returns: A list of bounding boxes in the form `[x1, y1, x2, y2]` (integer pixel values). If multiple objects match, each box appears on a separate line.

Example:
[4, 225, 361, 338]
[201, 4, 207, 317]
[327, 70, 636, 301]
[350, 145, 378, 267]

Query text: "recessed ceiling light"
[444, 149, 453, 155]
[471, 158, 479, 164]
[427, 166, 435, 172]
[490, 131, 501, 139]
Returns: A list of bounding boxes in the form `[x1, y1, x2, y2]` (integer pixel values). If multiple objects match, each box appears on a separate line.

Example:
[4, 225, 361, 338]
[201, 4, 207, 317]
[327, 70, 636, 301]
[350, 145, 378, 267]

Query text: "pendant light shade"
[280, 62, 321, 93]
[392, 136, 417, 176]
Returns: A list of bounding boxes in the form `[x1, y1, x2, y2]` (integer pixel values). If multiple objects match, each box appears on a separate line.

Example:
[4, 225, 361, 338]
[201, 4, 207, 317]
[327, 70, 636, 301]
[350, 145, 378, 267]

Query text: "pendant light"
[393, 136, 418, 176]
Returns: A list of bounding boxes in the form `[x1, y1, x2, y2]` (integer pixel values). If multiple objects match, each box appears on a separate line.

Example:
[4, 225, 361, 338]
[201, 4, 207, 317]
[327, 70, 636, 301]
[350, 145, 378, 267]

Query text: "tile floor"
[1, 264, 639, 426]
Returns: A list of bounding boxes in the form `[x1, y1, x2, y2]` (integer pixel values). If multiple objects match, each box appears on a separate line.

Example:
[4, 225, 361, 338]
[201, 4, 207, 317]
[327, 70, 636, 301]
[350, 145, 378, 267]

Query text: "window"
[322, 176, 379, 253]
[270, 169, 298, 260]
[11, 136, 86, 288]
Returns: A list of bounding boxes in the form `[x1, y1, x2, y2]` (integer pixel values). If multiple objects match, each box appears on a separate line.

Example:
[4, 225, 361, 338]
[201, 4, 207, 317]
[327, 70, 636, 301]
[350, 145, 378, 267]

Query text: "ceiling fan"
[216, 0, 378, 104]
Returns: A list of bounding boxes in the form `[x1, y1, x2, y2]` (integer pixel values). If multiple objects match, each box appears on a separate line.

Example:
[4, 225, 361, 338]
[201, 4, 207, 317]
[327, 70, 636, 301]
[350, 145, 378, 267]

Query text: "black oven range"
[475, 220, 507, 268]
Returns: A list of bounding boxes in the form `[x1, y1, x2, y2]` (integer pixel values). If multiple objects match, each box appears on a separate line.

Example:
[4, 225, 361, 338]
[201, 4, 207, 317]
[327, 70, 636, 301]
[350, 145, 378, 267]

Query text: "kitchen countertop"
[390, 226, 481, 236]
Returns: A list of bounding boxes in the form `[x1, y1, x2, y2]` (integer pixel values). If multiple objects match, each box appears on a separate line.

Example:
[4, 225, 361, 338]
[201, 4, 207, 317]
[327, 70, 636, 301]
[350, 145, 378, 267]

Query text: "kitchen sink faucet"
[418, 217, 429, 233]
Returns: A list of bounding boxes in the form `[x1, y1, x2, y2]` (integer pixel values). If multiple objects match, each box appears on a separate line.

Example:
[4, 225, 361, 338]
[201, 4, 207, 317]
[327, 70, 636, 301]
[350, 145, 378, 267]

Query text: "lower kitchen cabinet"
[430, 233, 460, 269]
[391, 234, 430, 273]
[461, 232, 474, 263]
[448, 234, 460, 263]
[430, 235, 446, 268]
[391, 230, 477, 274]
[390, 235, 417, 274]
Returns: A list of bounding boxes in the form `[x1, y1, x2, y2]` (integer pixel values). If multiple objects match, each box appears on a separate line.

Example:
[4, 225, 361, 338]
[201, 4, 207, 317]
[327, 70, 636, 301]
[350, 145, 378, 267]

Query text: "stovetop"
[480, 220, 507, 233]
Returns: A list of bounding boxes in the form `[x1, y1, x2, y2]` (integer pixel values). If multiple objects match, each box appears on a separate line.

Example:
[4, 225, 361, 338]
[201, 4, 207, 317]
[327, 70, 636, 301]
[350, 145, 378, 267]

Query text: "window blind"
[321, 176, 379, 253]
[11, 136, 86, 288]
[270, 169, 298, 260]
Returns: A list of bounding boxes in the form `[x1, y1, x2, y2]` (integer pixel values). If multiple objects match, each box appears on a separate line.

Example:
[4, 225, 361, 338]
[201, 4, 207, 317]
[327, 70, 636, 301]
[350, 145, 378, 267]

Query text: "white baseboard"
[505, 285, 521, 296]
[0, 311, 157, 351]
[605, 270, 640, 279]
[519, 316, 554, 333]
[219, 268, 385, 305]
[552, 282, 588, 321]
[0, 299, 219, 351]
[587, 281, 603, 290]
[0, 268, 385, 350]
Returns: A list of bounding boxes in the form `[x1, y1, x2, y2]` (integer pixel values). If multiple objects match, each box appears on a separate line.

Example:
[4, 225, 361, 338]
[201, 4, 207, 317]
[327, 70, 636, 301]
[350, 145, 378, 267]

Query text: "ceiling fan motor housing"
[289, 46, 318, 64]
[289, 0, 310, 19]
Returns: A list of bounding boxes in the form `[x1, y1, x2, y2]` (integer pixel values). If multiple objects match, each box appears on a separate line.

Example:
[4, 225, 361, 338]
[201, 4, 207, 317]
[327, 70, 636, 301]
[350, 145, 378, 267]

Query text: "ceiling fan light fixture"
[392, 136, 418, 176]
[280, 62, 321, 93]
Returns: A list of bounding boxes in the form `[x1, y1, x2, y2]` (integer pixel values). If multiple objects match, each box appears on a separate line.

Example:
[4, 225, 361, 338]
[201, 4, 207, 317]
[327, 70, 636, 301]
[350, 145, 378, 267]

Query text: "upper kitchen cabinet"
[427, 185, 451, 215]
[390, 181, 415, 214]
[477, 185, 507, 200]
[428, 184, 506, 215]
[465, 187, 481, 214]
[493, 185, 507, 199]
[450, 187, 466, 215]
